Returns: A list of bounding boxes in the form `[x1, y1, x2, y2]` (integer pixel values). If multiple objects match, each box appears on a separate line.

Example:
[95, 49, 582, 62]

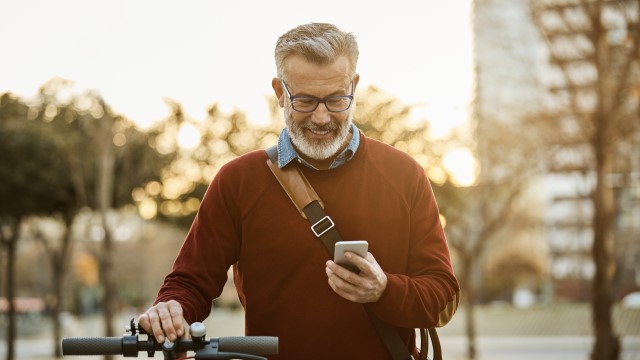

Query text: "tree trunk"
[97, 113, 116, 360]
[2, 221, 19, 360]
[52, 263, 64, 358]
[5, 240, 16, 360]
[51, 230, 72, 358]
[100, 226, 116, 338]
[590, 131, 620, 360]
[461, 254, 477, 359]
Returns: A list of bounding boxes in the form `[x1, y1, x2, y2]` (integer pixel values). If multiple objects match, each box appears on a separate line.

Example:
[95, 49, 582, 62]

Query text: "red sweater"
[156, 132, 460, 359]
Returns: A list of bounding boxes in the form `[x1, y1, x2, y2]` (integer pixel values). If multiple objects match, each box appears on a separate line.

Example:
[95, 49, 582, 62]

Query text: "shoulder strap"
[265, 145, 342, 257]
[264, 146, 415, 360]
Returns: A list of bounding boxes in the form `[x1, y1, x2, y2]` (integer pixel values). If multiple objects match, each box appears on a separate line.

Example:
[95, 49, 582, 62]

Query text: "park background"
[1, 0, 639, 359]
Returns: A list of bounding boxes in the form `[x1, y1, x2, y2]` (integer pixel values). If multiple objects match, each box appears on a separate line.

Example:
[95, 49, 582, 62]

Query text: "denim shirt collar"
[276, 123, 360, 170]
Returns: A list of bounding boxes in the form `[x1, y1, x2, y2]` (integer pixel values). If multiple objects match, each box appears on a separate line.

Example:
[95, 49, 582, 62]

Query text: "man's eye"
[327, 97, 349, 107]
[294, 98, 317, 107]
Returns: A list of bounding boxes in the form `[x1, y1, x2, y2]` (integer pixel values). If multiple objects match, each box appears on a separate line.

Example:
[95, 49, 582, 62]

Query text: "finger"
[180, 318, 192, 340]
[137, 313, 150, 331]
[327, 257, 386, 303]
[326, 266, 359, 300]
[157, 301, 184, 342]
[327, 261, 359, 286]
[327, 275, 357, 302]
[365, 252, 381, 268]
[360, 253, 388, 301]
[167, 300, 186, 338]
[175, 319, 192, 359]
[143, 305, 167, 343]
[345, 252, 376, 274]
[329, 258, 366, 282]
[326, 266, 351, 288]
[137, 313, 152, 335]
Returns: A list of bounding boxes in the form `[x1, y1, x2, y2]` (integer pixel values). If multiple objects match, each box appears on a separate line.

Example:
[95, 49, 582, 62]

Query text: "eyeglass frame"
[280, 79, 355, 113]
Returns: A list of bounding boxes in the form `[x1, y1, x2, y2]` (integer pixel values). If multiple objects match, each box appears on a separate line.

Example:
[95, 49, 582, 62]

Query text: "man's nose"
[310, 102, 331, 125]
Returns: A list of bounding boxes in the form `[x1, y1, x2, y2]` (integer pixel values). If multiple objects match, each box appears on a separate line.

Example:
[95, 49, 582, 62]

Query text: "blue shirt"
[276, 123, 360, 170]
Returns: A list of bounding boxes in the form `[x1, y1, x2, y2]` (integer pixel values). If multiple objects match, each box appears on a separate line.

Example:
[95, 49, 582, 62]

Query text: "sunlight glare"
[443, 148, 478, 187]
[177, 122, 201, 149]
[428, 166, 448, 186]
[426, 104, 470, 139]
[138, 198, 157, 220]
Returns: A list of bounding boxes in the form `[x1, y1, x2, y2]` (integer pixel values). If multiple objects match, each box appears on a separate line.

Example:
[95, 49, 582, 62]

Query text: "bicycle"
[61, 318, 278, 360]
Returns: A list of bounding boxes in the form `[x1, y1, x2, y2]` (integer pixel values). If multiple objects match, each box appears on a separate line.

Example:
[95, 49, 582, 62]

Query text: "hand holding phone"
[334, 240, 368, 273]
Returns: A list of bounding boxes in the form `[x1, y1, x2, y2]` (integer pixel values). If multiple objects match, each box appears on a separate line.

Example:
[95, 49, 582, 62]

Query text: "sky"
[1, 0, 473, 136]
[2, 0, 476, 185]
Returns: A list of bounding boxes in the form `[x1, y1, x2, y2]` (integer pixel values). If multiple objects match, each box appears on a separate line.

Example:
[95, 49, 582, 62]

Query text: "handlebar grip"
[219, 336, 279, 355]
[62, 337, 123, 355]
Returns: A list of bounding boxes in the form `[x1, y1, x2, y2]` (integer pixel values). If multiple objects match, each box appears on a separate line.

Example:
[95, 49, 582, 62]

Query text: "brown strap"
[428, 328, 442, 360]
[419, 328, 428, 360]
[266, 157, 323, 220]
[265, 149, 341, 256]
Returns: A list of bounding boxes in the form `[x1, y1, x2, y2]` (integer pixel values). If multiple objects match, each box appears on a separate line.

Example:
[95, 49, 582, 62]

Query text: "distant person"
[138, 22, 460, 359]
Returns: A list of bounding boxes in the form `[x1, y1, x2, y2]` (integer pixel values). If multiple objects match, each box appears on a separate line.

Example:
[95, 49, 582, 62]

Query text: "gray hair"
[275, 23, 359, 81]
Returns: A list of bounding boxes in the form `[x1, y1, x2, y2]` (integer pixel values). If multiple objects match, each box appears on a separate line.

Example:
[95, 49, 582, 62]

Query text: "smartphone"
[334, 240, 368, 273]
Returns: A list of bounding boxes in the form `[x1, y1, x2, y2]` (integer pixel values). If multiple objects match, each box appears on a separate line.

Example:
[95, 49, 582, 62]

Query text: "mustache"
[301, 122, 339, 132]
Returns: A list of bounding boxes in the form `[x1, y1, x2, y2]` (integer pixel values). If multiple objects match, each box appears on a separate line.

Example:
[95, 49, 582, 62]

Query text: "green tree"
[354, 85, 440, 166]
[33, 80, 173, 356]
[138, 85, 447, 228]
[130, 99, 281, 228]
[0, 92, 76, 360]
[0, 78, 175, 359]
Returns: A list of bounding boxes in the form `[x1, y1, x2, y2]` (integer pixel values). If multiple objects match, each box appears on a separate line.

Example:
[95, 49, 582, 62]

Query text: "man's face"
[277, 55, 359, 161]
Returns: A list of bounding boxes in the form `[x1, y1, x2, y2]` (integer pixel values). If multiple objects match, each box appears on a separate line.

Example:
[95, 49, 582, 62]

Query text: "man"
[139, 23, 460, 359]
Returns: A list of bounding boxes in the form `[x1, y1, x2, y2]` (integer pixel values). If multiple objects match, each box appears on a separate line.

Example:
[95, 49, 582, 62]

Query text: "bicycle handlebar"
[63, 337, 124, 355]
[62, 336, 278, 356]
[61, 320, 278, 360]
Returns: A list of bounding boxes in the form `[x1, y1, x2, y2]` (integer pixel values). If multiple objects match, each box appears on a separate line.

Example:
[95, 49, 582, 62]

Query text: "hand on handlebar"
[138, 300, 191, 344]
[62, 321, 279, 360]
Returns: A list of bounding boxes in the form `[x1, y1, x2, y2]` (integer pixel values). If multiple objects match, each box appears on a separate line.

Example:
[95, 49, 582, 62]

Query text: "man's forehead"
[283, 55, 353, 80]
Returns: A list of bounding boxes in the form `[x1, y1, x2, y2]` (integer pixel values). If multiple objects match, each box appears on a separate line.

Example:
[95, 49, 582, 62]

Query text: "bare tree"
[531, 0, 640, 358]
[444, 115, 548, 358]
[353, 85, 548, 359]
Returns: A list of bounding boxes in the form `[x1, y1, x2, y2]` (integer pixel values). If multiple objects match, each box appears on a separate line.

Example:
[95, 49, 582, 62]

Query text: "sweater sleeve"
[366, 169, 460, 329]
[154, 166, 242, 323]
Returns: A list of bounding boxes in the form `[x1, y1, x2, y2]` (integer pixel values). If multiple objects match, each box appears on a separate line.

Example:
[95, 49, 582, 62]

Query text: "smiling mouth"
[306, 124, 337, 136]
[308, 128, 332, 136]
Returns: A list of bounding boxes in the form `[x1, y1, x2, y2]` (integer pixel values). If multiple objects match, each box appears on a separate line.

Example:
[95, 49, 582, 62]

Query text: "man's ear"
[352, 73, 360, 91]
[272, 78, 285, 108]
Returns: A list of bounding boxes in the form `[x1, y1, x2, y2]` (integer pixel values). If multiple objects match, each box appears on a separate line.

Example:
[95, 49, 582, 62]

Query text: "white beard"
[285, 108, 353, 160]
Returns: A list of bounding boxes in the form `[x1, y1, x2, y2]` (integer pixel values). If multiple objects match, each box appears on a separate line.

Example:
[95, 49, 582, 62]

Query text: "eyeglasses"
[281, 80, 354, 113]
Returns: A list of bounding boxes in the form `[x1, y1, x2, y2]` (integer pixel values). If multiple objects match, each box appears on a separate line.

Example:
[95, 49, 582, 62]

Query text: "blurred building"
[471, 0, 640, 301]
